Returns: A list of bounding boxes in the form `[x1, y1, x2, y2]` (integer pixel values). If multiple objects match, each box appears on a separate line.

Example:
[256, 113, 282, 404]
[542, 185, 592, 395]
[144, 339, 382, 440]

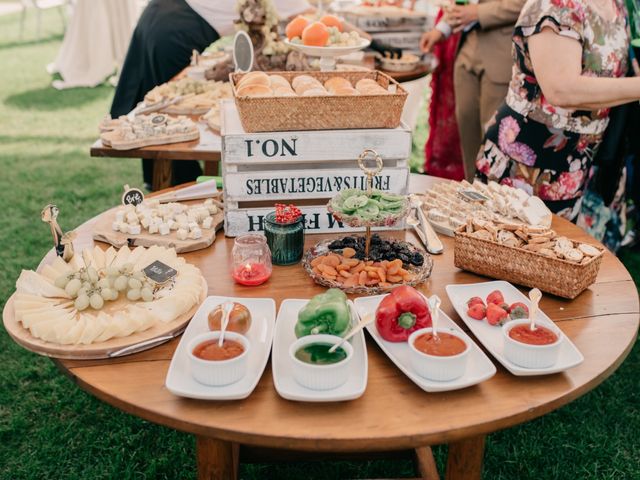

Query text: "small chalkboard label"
[122, 187, 145, 207]
[143, 260, 177, 284]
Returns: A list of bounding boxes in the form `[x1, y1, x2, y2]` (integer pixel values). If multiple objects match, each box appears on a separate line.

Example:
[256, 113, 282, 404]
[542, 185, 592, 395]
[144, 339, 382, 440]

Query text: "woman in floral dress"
[476, 0, 636, 220]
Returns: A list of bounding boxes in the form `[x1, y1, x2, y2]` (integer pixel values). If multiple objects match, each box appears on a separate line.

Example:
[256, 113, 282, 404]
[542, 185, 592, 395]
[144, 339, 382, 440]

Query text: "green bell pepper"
[295, 289, 351, 338]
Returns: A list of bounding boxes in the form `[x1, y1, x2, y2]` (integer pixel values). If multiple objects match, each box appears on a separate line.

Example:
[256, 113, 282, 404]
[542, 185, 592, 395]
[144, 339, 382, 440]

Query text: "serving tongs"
[409, 194, 443, 255]
[127, 94, 194, 119]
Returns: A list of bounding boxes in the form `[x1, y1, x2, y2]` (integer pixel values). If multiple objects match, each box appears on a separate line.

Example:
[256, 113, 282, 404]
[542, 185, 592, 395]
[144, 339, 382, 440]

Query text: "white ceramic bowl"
[503, 319, 563, 369]
[408, 328, 470, 382]
[289, 334, 354, 391]
[188, 331, 250, 386]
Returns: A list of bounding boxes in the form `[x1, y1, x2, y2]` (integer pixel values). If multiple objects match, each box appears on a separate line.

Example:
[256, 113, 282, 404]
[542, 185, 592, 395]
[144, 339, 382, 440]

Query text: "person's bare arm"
[529, 29, 640, 110]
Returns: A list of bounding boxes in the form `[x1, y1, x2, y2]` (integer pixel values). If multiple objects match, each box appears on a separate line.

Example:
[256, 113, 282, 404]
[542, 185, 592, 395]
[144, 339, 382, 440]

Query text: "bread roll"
[237, 71, 270, 89]
[273, 86, 296, 97]
[355, 78, 380, 90]
[295, 82, 327, 95]
[292, 74, 321, 90]
[302, 88, 329, 96]
[269, 75, 291, 89]
[324, 77, 352, 93]
[333, 86, 358, 96]
[236, 84, 273, 97]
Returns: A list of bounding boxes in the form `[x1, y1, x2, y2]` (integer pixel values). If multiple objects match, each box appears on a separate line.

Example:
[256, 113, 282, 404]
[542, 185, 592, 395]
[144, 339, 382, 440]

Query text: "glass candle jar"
[231, 234, 272, 286]
[263, 212, 305, 266]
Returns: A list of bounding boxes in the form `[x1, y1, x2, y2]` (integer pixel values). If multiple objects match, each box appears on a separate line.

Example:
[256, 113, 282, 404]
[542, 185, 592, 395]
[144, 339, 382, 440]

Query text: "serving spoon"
[217, 301, 234, 347]
[328, 313, 375, 354]
[528, 288, 542, 331]
[429, 294, 442, 341]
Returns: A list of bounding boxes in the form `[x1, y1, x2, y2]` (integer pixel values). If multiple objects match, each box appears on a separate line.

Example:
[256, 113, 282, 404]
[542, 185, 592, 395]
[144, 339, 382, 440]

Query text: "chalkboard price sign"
[122, 187, 145, 207]
[143, 260, 177, 284]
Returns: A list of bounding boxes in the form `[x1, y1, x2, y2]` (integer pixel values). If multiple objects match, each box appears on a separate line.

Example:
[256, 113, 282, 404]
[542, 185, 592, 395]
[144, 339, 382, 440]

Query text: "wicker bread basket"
[229, 70, 408, 132]
[454, 227, 604, 299]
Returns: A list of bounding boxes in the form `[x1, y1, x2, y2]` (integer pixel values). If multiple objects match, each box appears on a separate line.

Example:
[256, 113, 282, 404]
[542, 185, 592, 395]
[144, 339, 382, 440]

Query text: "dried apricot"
[342, 247, 356, 258]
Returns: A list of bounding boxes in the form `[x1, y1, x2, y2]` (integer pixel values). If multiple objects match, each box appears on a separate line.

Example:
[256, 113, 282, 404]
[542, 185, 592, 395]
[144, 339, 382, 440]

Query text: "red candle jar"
[231, 234, 272, 286]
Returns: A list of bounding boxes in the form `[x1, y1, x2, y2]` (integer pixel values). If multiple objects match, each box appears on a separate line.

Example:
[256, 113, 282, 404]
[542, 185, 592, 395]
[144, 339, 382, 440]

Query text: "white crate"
[342, 11, 429, 32]
[370, 31, 425, 51]
[220, 101, 411, 237]
[221, 100, 412, 168]
[224, 204, 400, 237]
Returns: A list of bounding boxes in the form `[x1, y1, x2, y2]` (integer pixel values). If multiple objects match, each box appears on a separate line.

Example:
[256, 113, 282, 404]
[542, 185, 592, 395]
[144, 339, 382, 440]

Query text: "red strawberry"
[486, 302, 508, 326]
[467, 296, 485, 308]
[486, 290, 505, 305]
[509, 302, 529, 320]
[467, 303, 486, 320]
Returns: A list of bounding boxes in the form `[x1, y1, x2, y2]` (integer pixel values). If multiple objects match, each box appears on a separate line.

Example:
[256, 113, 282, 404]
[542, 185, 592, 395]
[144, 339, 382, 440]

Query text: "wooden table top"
[53, 175, 639, 452]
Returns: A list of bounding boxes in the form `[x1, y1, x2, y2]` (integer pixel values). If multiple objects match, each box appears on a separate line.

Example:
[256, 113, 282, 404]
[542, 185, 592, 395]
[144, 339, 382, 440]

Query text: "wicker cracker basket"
[229, 70, 408, 132]
[454, 227, 605, 299]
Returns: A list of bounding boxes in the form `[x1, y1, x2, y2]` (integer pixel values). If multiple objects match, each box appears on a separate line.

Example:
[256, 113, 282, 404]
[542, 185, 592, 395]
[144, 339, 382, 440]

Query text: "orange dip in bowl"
[413, 332, 467, 357]
[509, 325, 558, 346]
[193, 339, 245, 361]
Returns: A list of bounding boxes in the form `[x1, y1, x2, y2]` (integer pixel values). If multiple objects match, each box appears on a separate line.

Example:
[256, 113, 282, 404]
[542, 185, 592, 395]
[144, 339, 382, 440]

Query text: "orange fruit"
[302, 21, 330, 47]
[320, 14, 343, 32]
[285, 16, 309, 40]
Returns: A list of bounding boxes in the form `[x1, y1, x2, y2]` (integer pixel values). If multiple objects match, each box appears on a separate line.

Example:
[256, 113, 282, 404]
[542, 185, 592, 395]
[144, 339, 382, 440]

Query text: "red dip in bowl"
[413, 332, 466, 357]
[509, 325, 558, 346]
[193, 339, 245, 361]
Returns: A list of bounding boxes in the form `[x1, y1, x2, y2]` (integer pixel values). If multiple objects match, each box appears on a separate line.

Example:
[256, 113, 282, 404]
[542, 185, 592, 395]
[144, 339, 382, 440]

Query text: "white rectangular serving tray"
[445, 281, 584, 376]
[272, 299, 368, 402]
[165, 296, 275, 400]
[354, 294, 496, 392]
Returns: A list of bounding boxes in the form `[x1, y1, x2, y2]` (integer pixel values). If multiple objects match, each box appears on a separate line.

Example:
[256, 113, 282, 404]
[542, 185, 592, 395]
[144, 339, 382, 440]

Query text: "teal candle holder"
[264, 212, 305, 266]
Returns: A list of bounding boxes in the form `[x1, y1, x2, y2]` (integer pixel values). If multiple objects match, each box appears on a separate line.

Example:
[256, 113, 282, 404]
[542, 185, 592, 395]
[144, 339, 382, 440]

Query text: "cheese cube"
[202, 217, 213, 229]
[126, 212, 138, 223]
[148, 223, 159, 234]
[177, 228, 188, 240]
[159, 223, 170, 236]
[128, 224, 141, 235]
[119, 223, 129, 234]
[141, 217, 151, 229]
[189, 227, 202, 240]
[188, 221, 199, 231]
[115, 210, 125, 223]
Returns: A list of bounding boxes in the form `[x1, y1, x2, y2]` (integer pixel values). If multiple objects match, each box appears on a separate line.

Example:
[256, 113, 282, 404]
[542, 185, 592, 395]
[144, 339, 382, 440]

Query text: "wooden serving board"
[92, 205, 224, 253]
[2, 279, 208, 360]
[100, 129, 200, 151]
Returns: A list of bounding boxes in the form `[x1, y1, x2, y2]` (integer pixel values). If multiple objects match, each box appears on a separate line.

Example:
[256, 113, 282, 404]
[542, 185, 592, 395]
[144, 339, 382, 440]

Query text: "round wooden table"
[50, 175, 639, 480]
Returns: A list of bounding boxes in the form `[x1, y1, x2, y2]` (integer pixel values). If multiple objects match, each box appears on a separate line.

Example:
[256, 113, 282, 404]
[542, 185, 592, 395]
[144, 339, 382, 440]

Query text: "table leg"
[445, 435, 485, 480]
[152, 159, 173, 191]
[203, 160, 219, 177]
[196, 435, 239, 480]
[414, 446, 440, 480]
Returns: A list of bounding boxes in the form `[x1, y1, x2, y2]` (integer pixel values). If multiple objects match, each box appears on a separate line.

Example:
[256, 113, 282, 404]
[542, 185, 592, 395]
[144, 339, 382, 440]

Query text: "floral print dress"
[476, 0, 629, 220]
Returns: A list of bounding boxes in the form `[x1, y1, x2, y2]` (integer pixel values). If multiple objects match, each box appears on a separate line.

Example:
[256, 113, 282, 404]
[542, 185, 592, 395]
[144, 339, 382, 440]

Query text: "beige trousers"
[454, 54, 510, 181]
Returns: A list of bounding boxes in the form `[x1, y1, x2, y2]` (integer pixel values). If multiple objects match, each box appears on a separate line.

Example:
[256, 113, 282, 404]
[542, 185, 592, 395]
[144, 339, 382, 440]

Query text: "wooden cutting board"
[3, 279, 208, 360]
[92, 205, 224, 253]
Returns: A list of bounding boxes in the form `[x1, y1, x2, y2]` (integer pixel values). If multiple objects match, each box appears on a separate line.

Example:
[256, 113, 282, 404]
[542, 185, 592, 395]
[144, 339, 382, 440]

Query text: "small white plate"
[353, 295, 496, 392]
[272, 299, 368, 402]
[445, 281, 584, 376]
[165, 296, 275, 400]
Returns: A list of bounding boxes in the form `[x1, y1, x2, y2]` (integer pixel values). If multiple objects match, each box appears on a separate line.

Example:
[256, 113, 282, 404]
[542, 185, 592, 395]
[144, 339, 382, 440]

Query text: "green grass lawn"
[0, 8, 638, 480]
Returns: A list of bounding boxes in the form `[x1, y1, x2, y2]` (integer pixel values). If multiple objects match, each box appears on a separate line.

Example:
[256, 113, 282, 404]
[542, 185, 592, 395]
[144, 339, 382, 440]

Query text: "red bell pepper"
[375, 285, 432, 342]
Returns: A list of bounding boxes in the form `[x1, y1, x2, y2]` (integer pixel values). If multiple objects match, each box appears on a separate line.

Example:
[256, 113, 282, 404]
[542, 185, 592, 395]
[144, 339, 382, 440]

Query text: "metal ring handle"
[357, 149, 384, 177]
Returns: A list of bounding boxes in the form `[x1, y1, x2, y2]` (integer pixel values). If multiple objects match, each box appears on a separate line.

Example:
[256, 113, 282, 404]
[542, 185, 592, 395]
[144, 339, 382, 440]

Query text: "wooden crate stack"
[220, 100, 412, 237]
[341, 9, 433, 56]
